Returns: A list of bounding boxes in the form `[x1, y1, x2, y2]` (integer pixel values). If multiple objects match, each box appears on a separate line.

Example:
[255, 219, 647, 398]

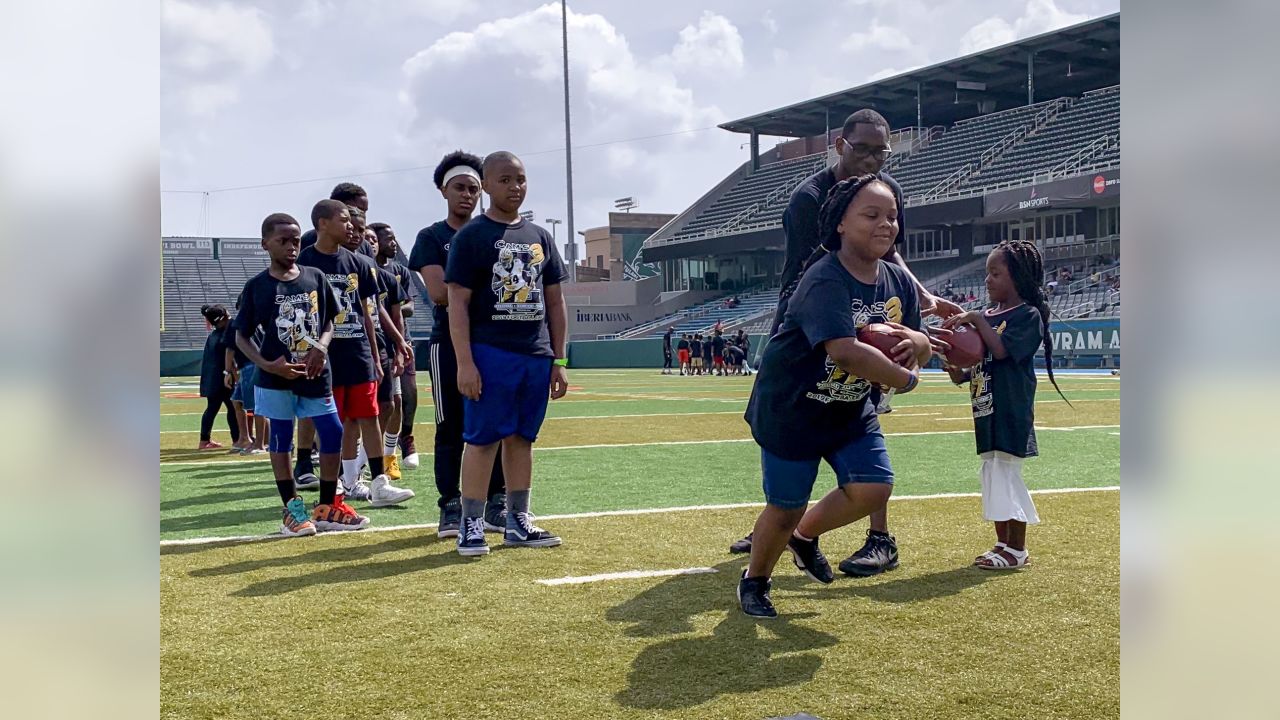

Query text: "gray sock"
[508, 489, 531, 516]
[461, 497, 486, 520]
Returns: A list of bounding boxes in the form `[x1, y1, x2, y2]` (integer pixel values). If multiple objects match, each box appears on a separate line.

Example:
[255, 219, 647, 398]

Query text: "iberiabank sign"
[983, 170, 1120, 216]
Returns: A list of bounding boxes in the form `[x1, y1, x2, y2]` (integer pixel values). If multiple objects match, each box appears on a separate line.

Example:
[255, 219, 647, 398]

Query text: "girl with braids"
[738, 176, 934, 618]
[938, 239, 1069, 570]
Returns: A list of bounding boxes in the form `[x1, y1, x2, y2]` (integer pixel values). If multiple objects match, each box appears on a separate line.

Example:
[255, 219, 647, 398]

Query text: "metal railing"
[1049, 135, 1114, 179]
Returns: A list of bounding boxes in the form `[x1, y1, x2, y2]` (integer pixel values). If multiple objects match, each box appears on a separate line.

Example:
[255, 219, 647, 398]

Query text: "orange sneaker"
[312, 500, 369, 532]
[281, 498, 317, 537]
[198, 440, 224, 450]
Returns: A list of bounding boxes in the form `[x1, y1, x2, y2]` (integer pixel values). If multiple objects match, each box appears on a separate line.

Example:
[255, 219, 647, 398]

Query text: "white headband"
[442, 165, 481, 186]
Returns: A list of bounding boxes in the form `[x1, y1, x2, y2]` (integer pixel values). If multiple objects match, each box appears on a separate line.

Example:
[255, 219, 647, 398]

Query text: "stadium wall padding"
[160, 320, 1117, 375]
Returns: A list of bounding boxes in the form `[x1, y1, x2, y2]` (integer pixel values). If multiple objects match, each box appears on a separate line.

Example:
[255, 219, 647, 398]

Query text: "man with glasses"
[730, 109, 962, 575]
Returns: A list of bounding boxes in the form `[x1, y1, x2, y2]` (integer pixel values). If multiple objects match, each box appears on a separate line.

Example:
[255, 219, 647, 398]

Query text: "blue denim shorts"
[234, 364, 258, 412]
[462, 343, 553, 446]
[254, 387, 338, 422]
[760, 431, 894, 510]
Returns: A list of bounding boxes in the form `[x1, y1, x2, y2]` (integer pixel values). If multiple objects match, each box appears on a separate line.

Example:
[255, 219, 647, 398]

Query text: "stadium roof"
[719, 13, 1119, 137]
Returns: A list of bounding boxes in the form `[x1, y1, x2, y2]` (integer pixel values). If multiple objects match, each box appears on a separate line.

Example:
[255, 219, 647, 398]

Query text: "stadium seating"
[892, 99, 1064, 198]
[668, 152, 827, 242]
[161, 253, 436, 350]
[966, 86, 1119, 188]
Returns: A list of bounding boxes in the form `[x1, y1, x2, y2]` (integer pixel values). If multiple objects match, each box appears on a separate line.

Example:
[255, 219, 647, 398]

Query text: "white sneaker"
[402, 452, 420, 470]
[369, 474, 415, 507]
[343, 479, 371, 502]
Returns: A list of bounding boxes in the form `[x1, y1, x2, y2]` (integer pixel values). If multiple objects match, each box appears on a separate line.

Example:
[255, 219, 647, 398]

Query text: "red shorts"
[713, 356, 725, 367]
[333, 381, 379, 420]
[678, 350, 691, 364]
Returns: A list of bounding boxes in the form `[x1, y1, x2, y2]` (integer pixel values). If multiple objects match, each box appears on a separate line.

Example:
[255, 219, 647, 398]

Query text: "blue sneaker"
[504, 511, 562, 548]
[456, 517, 489, 557]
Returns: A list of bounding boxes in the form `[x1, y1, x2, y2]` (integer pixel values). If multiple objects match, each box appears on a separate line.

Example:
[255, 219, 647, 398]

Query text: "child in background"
[938, 239, 1069, 570]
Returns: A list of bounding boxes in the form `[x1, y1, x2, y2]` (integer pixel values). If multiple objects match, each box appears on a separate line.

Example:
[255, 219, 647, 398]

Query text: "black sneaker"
[737, 572, 777, 618]
[456, 516, 489, 556]
[483, 493, 507, 533]
[838, 530, 899, 577]
[504, 511, 562, 548]
[788, 533, 834, 584]
[729, 532, 753, 554]
[437, 498, 462, 539]
[294, 472, 319, 492]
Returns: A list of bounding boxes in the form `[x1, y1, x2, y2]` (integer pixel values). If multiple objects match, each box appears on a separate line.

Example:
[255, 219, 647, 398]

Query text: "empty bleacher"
[668, 153, 827, 242]
[967, 86, 1119, 188]
[892, 100, 1061, 198]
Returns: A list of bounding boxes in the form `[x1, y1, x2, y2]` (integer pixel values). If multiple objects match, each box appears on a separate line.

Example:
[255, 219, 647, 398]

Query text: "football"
[856, 323, 906, 363]
[940, 324, 985, 367]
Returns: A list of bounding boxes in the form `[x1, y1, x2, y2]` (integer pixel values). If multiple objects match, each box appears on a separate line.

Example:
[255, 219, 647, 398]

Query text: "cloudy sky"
[161, 0, 1119, 258]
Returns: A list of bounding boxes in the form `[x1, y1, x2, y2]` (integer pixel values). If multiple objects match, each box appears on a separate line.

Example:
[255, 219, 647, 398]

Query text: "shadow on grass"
[190, 534, 425, 577]
[161, 487, 276, 512]
[607, 558, 838, 710]
[798, 566, 1008, 605]
[230, 546, 460, 597]
[161, 506, 280, 536]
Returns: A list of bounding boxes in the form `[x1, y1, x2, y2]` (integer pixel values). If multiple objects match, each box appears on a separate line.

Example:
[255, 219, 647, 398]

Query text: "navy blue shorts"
[463, 343, 553, 446]
[760, 431, 894, 510]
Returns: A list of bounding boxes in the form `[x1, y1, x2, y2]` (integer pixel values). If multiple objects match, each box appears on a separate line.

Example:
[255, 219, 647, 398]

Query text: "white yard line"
[536, 567, 717, 586]
[160, 486, 1119, 547]
[160, 425, 1119, 466]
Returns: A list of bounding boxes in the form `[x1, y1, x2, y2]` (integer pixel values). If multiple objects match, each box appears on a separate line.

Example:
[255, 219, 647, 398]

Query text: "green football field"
[161, 369, 1119, 719]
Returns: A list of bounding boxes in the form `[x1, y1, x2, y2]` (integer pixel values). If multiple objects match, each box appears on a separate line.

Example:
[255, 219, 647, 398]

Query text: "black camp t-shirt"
[711, 335, 726, 357]
[677, 338, 690, 352]
[234, 266, 337, 398]
[690, 338, 703, 356]
[368, 263, 403, 363]
[383, 259, 416, 343]
[970, 304, 1043, 458]
[445, 215, 566, 358]
[408, 221, 456, 343]
[301, 228, 376, 259]
[298, 245, 380, 385]
[746, 254, 920, 460]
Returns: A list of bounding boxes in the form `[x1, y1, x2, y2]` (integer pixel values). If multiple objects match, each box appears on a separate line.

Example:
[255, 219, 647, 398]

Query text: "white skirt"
[980, 451, 1040, 524]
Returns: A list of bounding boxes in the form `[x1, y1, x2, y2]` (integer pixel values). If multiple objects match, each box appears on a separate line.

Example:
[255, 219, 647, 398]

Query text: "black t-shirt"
[218, 319, 250, 369]
[408, 221, 455, 343]
[746, 254, 920, 460]
[725, 344, 744, 363]
[234, 266, 337, 398]
[381, 258, 415, 343]
[663, 330, 673, 354]
[677, 338, 690, 351]
[369, 264, 403, 363]
[970, 305, 1043, 458]
[302, 229, 375, 258]
[702, 340, 714, 361]
[690, 338, 702, 356]
[444, 215, 566, 358]
[298, 245, 381, 385]
[711, 335, 726, 357]
[200, 326, 229, 398]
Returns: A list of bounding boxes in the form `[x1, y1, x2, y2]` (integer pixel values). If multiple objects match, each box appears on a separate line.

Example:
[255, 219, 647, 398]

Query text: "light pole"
[560, 0, 577, 283]
[519, 210, 535, 222]
[545, 218, 561, 243]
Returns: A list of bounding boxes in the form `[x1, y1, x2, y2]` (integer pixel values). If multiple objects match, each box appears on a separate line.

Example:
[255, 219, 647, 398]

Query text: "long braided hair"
[776, 174, 882, 308]
[995, 240, 1070, 405]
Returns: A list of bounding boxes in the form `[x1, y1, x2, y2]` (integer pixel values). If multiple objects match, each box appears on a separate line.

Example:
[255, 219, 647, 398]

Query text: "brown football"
[941, 324, 985, 367]
[856, 323, 906, 363]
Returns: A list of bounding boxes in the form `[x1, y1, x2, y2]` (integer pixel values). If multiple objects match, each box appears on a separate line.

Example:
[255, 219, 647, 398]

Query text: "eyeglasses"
[843, 142, 893, 161]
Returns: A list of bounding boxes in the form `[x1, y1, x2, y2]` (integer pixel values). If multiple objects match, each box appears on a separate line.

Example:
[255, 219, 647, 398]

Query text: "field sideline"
[161, 369, 1119, 719]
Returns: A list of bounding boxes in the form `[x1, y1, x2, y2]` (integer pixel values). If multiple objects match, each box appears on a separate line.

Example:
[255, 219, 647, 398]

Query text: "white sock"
[383, 431, 399, 457]
[355, 444, 368, 477]
[341, 458, 360, 488]
[1005, 547, 1028, 559]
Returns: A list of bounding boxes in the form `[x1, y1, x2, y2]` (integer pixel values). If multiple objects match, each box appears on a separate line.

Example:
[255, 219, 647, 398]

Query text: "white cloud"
[761, 9, 778, 37]
[670, 12, 745, 75]
[162, 0, 273, 116]
[295, 0, 335, 27]
[959, 0, 1090, 55]
[841, 21, 913, 53]
[397, 3, 727, 237]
